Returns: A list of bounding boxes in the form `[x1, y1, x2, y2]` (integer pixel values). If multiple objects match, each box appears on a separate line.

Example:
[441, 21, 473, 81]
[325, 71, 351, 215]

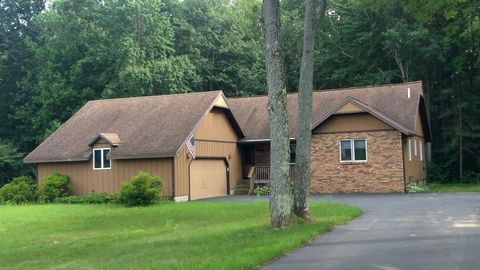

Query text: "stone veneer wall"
[254, 143, 270, 166]
[311, 130, 405, 193]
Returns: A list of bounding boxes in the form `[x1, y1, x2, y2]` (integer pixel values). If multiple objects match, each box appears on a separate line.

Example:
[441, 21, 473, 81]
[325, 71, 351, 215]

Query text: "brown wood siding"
[37, 158, 173, 196]
[414, 111, 424, 137]
[174, 146, 190, 196]
[403, 111, 427, 182]
[336, 102, 364, 113]
[213, 95, 228, 107]
[174, 108, 241, 196]
[194, 108, 238, 142]
[313, 113, 395, 134]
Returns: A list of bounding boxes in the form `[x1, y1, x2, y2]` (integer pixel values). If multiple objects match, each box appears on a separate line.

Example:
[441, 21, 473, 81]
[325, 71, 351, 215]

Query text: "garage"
[190, 159, 228, 200]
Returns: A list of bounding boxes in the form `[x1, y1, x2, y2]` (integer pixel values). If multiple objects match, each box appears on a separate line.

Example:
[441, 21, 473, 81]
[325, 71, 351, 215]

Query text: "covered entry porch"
[239, 142, 296, 194]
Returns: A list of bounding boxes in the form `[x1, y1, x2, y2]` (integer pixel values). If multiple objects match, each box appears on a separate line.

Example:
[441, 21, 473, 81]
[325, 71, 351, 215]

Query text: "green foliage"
[0, 202, 360, 269]
[118, 171, 162, 206]
[167, 0, 266, 96]
[406, 183, 429, 193]
[0, 176, 37, 204]
[55, 192, 117, 204]
[464, 172, 480, 184]
[0, 141, 29, 186]
[427, 182, 480, 192]
[38, 172, 70, 203]
[0, 0, 44, 143]
[254, 185, 271, 196]
[427, 162, 447, 183]
[1, 0, 480, 182]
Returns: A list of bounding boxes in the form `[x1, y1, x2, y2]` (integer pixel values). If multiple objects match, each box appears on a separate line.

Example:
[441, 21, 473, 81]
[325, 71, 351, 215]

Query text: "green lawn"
[427, 182, 480, 192]
[0, 201, 360, 270]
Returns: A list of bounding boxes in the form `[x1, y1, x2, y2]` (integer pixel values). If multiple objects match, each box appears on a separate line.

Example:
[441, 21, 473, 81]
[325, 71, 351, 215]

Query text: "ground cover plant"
[427, 182, 480, 192]
[0, 201, 360, 270]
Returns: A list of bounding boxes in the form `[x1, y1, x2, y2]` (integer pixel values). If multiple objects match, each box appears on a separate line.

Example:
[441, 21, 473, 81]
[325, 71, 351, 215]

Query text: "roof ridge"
[311, 81, 422, 94]
[228, 81, 423, 100]
[89, 90, 223, 103]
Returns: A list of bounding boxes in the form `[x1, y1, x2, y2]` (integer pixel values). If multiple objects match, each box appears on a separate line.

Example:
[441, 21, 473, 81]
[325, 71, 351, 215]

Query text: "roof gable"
[24, 91, 244, 163]
[314, 113, 394, 134]
[336, 101, 365, 114]
[88, 133, 121, 147]
[194, 108, 239, 141]
[213, 95, 228, 108]
[312, 97, 411, 134]
[228, 81, 429, 141]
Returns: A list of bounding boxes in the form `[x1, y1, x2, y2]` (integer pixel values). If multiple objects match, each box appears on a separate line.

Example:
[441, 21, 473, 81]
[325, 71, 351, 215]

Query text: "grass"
[427, 182, 480, 192]
[0, 201, 360, 270]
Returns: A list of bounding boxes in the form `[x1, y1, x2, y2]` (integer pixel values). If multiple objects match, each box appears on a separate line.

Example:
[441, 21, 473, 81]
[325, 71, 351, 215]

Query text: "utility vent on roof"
[408, 87, 411, 99]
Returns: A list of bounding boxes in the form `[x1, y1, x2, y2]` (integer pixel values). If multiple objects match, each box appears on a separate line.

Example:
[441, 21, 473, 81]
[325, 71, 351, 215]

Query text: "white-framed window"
[93, 148, 111, 170]
[420, 141, 423, 161]
[408, 138, 412, 161]
[414, 139, 418, 156]
[339, 139, 367, 162]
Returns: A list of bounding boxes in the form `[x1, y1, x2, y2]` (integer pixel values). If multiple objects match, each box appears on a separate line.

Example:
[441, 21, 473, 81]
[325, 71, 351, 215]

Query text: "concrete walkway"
[216, 193, 480, 270]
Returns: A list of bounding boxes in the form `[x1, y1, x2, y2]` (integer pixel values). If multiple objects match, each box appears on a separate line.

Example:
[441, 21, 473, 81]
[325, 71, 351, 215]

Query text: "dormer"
[88, 133, 121, 170]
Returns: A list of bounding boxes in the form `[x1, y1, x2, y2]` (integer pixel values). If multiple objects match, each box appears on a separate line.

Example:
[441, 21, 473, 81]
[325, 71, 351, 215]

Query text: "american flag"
[186, 135, 195, 159]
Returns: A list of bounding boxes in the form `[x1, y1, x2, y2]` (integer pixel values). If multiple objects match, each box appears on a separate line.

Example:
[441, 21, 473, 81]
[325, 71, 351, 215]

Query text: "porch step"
[235, 179, 251, 195]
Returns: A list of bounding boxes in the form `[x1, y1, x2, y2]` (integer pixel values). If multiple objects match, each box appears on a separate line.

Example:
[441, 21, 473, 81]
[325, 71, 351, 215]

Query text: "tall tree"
[167, 0, 266, 96]
[262, 0, 294, 227]
[0, 0, 45, 142]
[293, 0, 327, 220]
[11, 0, 196, 149]
[0, 141, 28, 186]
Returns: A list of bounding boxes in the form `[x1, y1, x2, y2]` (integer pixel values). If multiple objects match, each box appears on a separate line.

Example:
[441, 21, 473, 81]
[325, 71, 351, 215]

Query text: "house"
[24, 81, 430, 200]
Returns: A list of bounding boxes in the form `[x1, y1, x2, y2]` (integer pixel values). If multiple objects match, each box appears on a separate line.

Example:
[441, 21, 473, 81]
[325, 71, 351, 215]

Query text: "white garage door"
[190, 159, 227, 200]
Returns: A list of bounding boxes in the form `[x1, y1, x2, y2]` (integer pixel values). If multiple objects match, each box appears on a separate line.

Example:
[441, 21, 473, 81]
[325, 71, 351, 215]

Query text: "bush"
[55, 192, 117, 204]
[427, 162, 447, 183]
[465, 172, 480, 184]
[0, 141, 26, 187]
[118, 171, 162, 206]
[38, 172, 70, 202]
[406, 183, 429, 193]
[0, 176, 37, 204]
[253, 185, 270, 196]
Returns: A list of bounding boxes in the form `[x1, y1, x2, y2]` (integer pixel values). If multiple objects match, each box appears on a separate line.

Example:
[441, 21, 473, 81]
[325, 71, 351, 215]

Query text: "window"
[290, 143, 296, 163]
[414, 139, 418, 156]
[93, 148, 111, 170]
[408, 138, 412, 161]
[340, 139, 367, 162]
[419, 141, 423, 161]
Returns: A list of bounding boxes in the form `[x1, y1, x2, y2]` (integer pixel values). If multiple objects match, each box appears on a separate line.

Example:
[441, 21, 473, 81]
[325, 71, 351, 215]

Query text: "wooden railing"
[248, 164, 296, 194]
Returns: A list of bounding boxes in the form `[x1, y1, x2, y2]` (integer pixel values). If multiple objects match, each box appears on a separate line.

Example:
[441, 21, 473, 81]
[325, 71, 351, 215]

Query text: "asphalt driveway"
[217, 193, 480, 270]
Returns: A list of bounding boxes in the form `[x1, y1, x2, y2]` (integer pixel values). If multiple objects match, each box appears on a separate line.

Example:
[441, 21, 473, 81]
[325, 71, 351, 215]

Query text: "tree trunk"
[262, 0, 294, 227]
[293, 0, 327, 220]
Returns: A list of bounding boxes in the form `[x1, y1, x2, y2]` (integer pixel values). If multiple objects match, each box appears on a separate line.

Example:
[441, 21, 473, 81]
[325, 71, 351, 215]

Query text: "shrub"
[38, 172, 70, 202]
[253, 185, 270, 196]
[465, 172, 480, 184]
[55, 192, 117, 204]
[427, 162, 447, 183]
[0, 176, 37, 204]
[0, 141, 26, 187]
[118, 171, 162, 206]
[406, 183, 429, 193]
